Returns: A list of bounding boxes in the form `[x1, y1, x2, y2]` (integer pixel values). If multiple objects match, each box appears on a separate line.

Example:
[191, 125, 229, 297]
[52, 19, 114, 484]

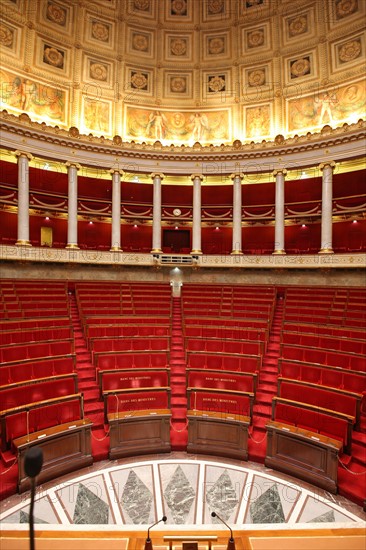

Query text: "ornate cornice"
[1, 112, 365, 168]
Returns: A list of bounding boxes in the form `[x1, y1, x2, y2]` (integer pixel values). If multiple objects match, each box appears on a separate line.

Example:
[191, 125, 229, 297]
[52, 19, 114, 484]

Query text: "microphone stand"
[24, 447, 43, 550]
[211, 511, 236, 550]
[29, 476, 36, 550]
[144, 516, 167, 550]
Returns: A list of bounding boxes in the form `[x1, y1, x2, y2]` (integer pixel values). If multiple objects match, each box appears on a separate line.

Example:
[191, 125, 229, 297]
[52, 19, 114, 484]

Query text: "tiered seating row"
[280, 344, 366, 371]
[187, 352, 260, 373]
[1, 326, 73, 346]
[282, 322, 365, 341]
[0, 339, 75, 365]
[1, 356, 76, 385]
[271, 397, 352, 453]
[277, 378, 361, 430]
[185, 337, 263, 357]
[2, 393, 84, 451]
[278, 360, 366, 395]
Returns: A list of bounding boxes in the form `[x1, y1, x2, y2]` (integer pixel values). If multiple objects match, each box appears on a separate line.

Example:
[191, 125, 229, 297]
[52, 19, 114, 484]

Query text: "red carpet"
[69, 294, 109, 460]
[169, 297, 188, 450]
[248, 297, 283, 463]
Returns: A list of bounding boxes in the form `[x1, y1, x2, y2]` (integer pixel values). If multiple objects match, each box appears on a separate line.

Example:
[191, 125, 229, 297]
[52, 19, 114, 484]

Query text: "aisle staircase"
[169, 297, 188, 450]
[69, 294, 109, 461]
[248, 296, 284, 462]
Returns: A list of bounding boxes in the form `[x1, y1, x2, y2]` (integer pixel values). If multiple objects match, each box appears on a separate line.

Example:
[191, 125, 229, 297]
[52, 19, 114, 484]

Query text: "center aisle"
[69, 293, 109, 461]
[169, 296, 188, 450]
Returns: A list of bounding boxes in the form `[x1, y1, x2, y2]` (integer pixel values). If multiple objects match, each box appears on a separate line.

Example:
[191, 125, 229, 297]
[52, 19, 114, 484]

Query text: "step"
[252, 415, 268, 430]
[84, 402, 104, 414]
[259, 373, 278, 383]
[87, 412, 104, 430]
[77, 371, 96, 381]
[255, 392, 273, 404]
[83, 389, 101, 401]
[253, 402, 272, 417]
[351, 442, 366, 465]
[171, 408, 187, 420]
[1, 450, 16, 468]
[79, 380, 99, 391]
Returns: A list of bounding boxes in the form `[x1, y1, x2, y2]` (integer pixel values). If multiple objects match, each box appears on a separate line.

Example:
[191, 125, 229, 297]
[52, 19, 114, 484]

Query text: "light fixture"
[352, 220, 358, 224]
[45, 216, 50, 221]
[133, 224, 138, 228]
[89, 221, 93, 225]
[301, 224, 306, 228]
[175, 226, 178, 230]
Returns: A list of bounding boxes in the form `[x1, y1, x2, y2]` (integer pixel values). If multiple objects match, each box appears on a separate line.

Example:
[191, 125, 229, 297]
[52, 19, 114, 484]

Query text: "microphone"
[211, 511, 236, 550]
[24, 447, 44, 478]
[144, 516, 167, 550]
[25, 447, 44, 550]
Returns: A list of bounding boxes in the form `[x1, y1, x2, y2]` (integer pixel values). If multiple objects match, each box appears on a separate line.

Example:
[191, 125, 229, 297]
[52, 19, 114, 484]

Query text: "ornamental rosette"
[170, 77, 186, 92]
[288, 15, 307, 36]
[208, 37, 224, 54]
[131, 72, 148, 89]
[248, 69, 265, 86]
[208, 76, 225, 92]
[44, 47, 64, 68]
[290, 58, 310, 77]
[339, 40, 361, 62]
[46, 2, 66, 25]
[336, 0, 357, 18]
[0, 23, 14, 47]
[134, 0, 150, 11]
[133, 34, 148, 51]
[208, 0, 224, 15]
[171, 0, 187, 15]
[248, 29, 264, 47]
[90, 63, 107, 81]
[170, 38, 187, 56]
[92, 21, 109, 42]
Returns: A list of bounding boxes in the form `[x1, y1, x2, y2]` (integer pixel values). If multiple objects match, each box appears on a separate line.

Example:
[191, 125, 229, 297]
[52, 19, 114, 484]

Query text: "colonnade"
[14, 151, 336, 254]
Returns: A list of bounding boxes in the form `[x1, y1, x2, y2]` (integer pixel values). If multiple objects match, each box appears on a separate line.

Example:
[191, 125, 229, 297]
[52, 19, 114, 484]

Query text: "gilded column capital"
[109, 168, 125, 176]
[150, 173, 165, 180]
[272, 168, 287, 177]
[14, 150, 33, 161]
[65, 161, 81, 170]
[319, 161, 336, 171]
[230, 173, 244, 180]
[190, 174, 204, 181]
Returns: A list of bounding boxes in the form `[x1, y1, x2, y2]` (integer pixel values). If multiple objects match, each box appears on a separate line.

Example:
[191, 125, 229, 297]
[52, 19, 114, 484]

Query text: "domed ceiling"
[0, 0, 365, 146]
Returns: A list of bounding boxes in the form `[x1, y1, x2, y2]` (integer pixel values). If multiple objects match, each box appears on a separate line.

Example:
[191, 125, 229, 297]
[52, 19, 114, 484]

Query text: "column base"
[190, 249, 202, 255]
[110, 246, 123, 252]
[66, 243, 80, 249]
[150, 249, 162, 254]
[231, 250, 243, 255]
[15, 240, 32, 246]
[318, 248, 334, 254]
[272, 249, 286, 255]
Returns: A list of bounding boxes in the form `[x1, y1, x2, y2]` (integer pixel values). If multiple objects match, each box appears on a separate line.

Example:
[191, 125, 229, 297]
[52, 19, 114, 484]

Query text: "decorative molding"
[0, 245, 364, 270]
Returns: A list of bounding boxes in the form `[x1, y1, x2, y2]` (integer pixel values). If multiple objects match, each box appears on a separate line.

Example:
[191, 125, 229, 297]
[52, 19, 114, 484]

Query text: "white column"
[273, 168, 287, 255]
[65, 161, 81, 249]
[319, 162, 335, 254]
[151, 173, 164, 253]
[190, 174, 203, 254]
[15, 150, 33, 246]
[110, 169, 124, 251]
[231, 172, 244, 255]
